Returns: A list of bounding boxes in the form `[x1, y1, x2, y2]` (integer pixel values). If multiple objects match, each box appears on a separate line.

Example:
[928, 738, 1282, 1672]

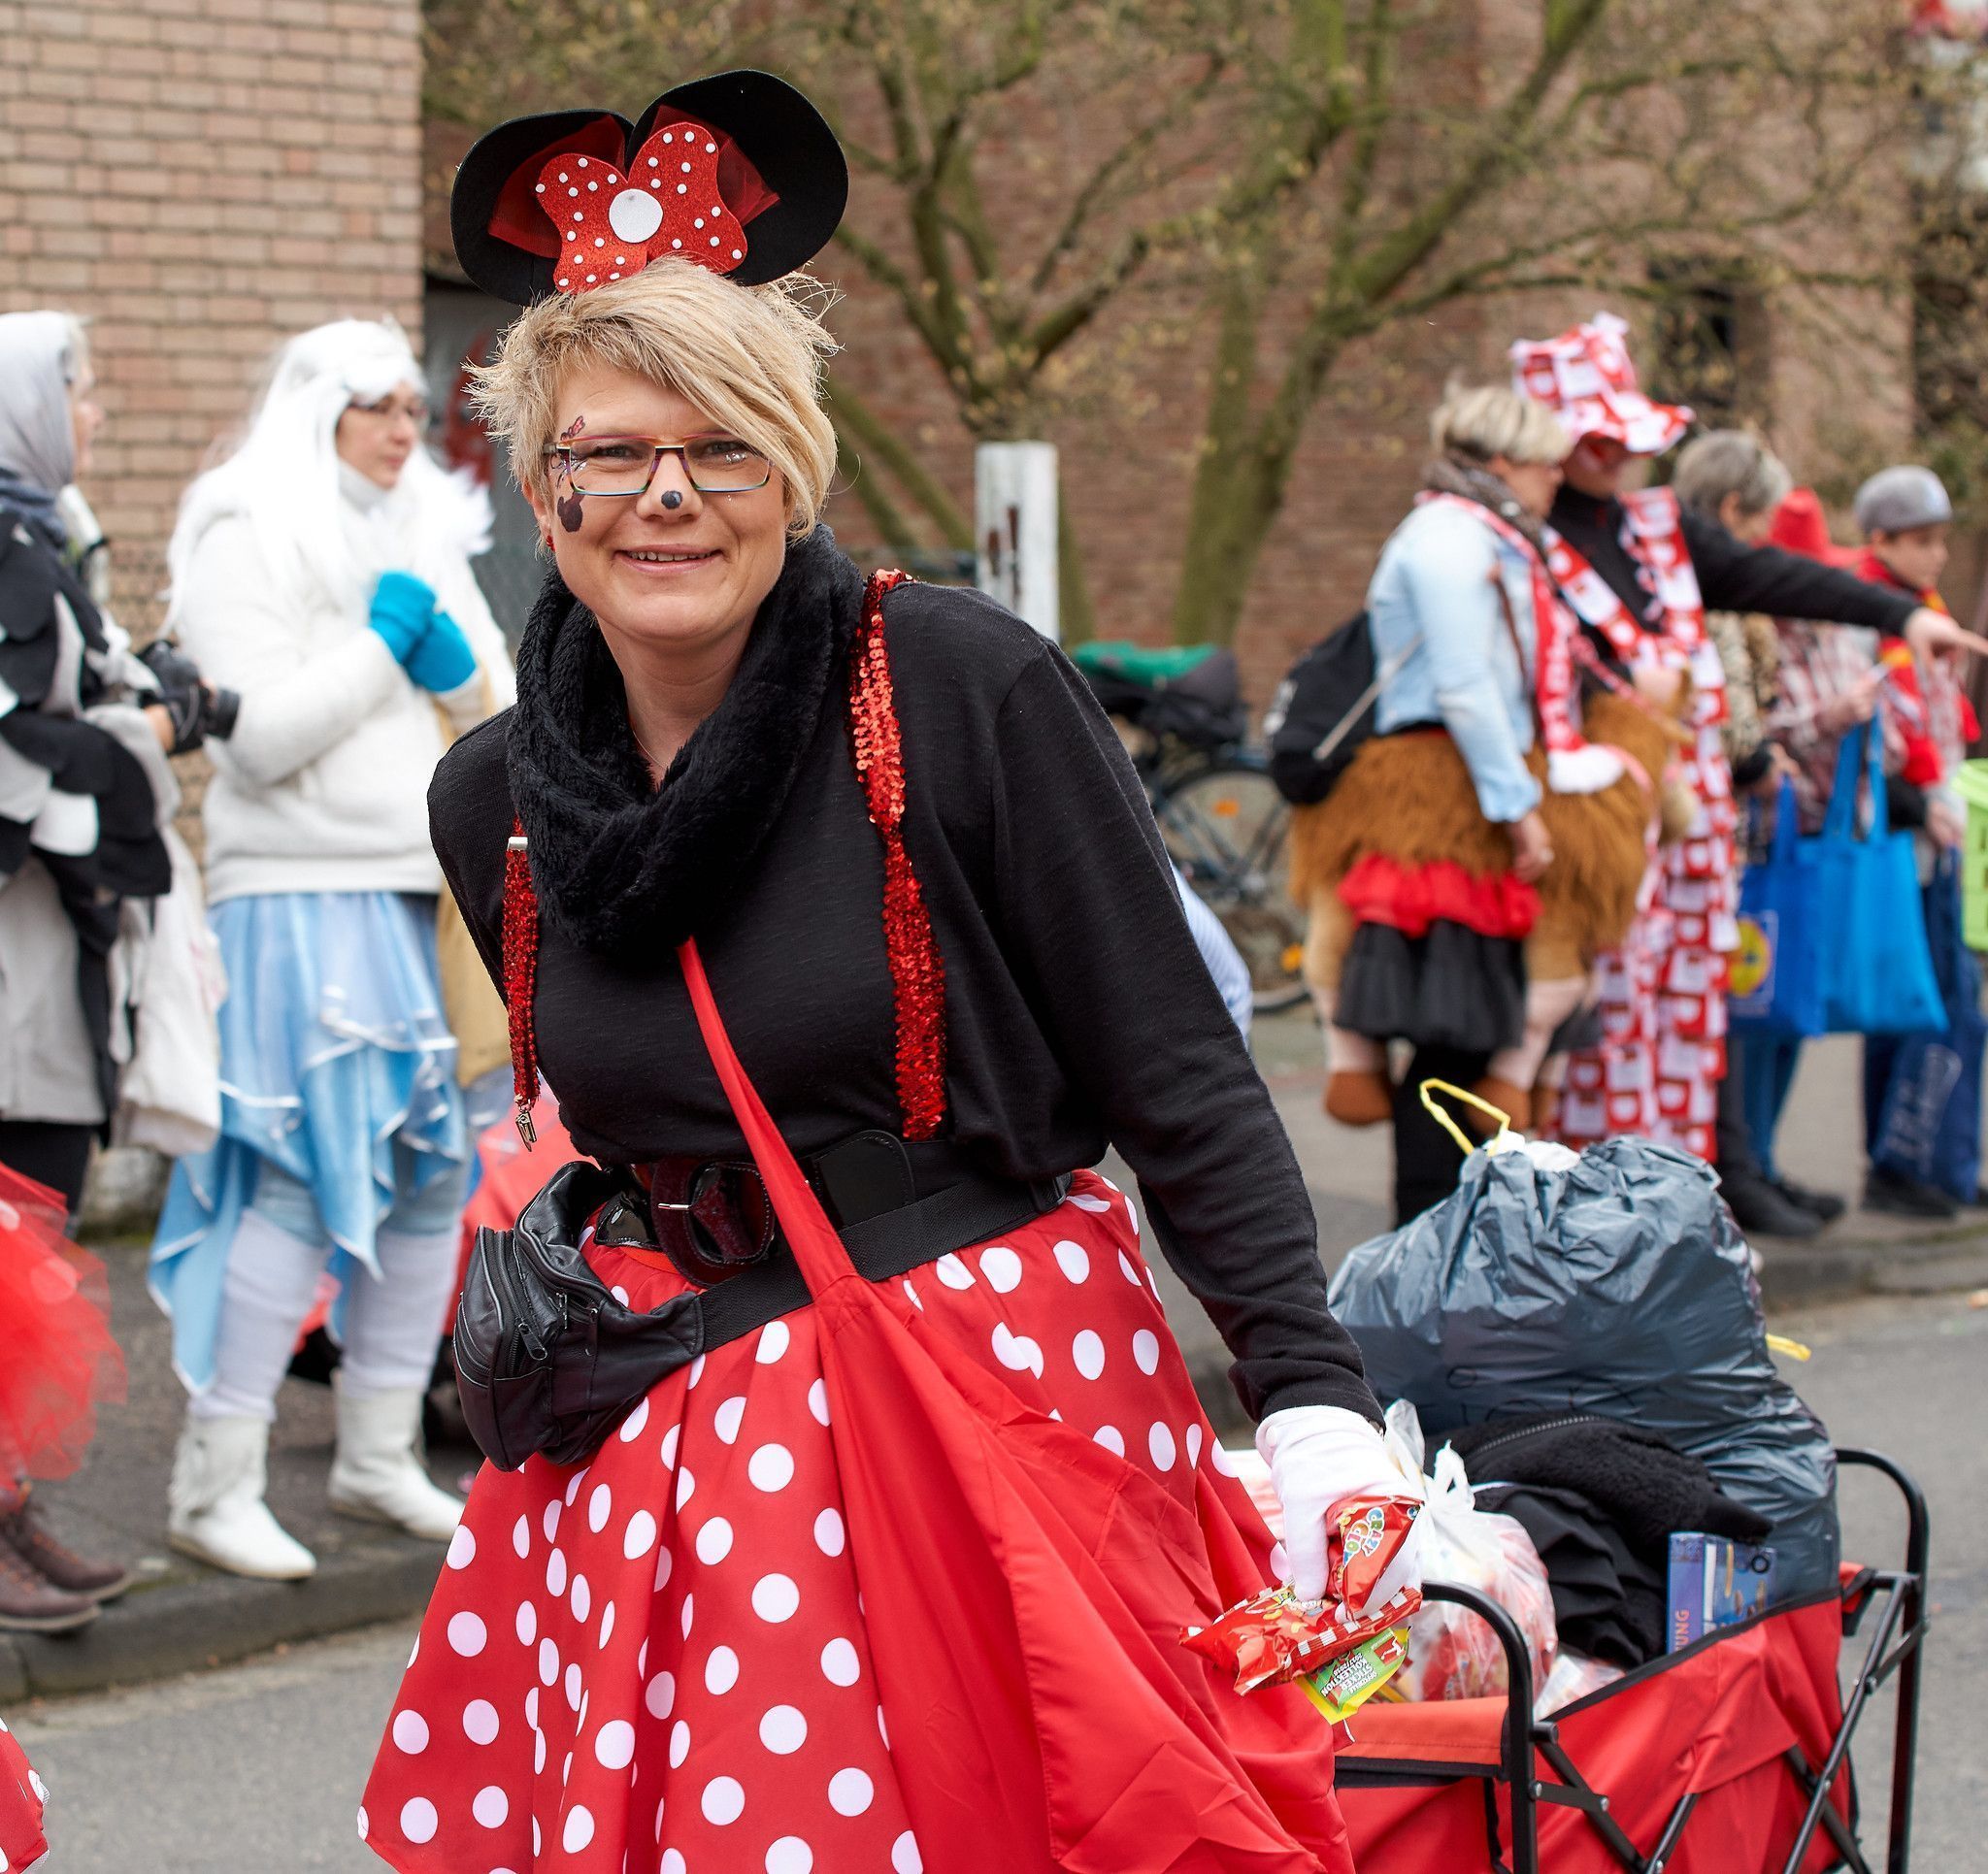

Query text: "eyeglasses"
[348, 395, 432, 429]
[546, 434, 774, 498]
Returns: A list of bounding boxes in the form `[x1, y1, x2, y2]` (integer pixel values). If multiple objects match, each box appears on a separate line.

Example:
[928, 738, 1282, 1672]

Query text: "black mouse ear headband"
[449, 69, 848, 306]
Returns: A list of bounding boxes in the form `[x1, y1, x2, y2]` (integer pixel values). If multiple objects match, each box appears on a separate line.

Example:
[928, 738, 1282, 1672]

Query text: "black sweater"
[431, 579, 1376, 1424]
[1549, 490, 1919, 641]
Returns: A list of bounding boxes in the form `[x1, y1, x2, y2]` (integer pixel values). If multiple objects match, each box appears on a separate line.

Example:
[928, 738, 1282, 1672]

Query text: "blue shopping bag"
[1868, 853, 1985, 1200]
[1729, 780, 1827, 1036]
[1817, 724, 1945, 1036]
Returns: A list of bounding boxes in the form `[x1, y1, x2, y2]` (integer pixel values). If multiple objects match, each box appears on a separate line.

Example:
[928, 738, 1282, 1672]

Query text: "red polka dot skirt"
[0, 1716, 48, 1869]
[360, 1171, 1353, 1873]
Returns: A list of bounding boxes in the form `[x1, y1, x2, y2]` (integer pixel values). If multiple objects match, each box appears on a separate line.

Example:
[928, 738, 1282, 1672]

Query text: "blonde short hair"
[472, 265, 840, 537]
[1430, 384, 1572, 468]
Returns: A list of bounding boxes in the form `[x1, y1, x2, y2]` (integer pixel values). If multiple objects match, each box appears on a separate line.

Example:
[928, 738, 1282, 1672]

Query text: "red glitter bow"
[536, 121, 749, 294]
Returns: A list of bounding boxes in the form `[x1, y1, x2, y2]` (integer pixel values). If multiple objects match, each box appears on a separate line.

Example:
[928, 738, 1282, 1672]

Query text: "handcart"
[1333, 1448, 1929, 1874]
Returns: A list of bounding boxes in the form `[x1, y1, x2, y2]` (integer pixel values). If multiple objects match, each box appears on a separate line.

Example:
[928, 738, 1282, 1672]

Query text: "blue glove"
[406, 608, 478, 694]
[367, 572, 436, 664]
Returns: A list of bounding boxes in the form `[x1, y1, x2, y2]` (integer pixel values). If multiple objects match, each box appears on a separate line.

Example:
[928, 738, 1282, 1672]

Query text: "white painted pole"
[975, 441, 1059, 641]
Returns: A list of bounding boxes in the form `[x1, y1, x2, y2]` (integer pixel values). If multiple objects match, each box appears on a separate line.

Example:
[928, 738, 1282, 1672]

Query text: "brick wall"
[0, 0, 425, 640]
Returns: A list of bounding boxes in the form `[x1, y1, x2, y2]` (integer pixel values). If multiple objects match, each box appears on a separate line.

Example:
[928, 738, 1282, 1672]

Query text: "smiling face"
[526, 362, 789, 664]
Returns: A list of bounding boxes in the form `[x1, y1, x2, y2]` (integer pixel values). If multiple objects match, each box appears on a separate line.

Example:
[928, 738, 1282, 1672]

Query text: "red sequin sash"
[502, 569, 947, 1144]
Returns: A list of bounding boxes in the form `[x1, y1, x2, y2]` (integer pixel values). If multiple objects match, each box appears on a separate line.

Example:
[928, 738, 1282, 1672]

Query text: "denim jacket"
[1365, 499, 1541, 825]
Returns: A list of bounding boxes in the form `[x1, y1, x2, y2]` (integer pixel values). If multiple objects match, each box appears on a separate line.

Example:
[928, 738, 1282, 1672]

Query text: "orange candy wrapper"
[1181, 1496, 1421, 1719]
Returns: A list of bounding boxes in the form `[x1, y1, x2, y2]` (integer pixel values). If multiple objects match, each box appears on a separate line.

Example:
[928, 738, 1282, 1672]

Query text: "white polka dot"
[821, 1635, 860, 1686]
[767, 1837, 813, 1874]
[1072, 1330, 1106, 1380]
[618, 1396, 650, 1442]
[756, 1320, 790, 1364]
[696, 1516, 735, 1563]
[588, 1483, 613, 1532]
[1186, 1425, 1204, 1467]
[570, 1574, 591, 1623]
[515, 1599, 537, 1646]
[391, 1709, 429, 1754]
[462, 1696, 500, 1745]
[813, 1507, 845, 1557]
[526, 1687, 539, 1727]
[646, 1671, 677, 1720]
[902, 1279, 922, 1309]
[677, 1465, 696, 1510]
[623, 1509, 658, 1560]
[1210, 1442, 1240, 1476]
[599, 1600, 616, 1649]
[655, 1545, 674, 1591]
[829, 1767, 875, 1816]
[1052, 1239, 1090, 1283]
[1094, 1425, 1126, 1457]
[809, 1378, 830, 1425]
[688, 1352, 707, 1387]
[1125, 1193, 1141, 1237]
[547, 1548, 568, 1597]
[1132, 1330, 1161, 1375]
[893, 1830, 924, 1873]
[748, 1443, 795, 1492]
[753, 1573, 800, 1623]
[661, 1425, 680, 1470]
[535, 1728, 547, 1773]
[1148, 1423, 1177, 1470]
[563, 1806, 595, 1852]
[759, 1703, 808, 1754]
[978, 1245, 1022, 1291]
[935, 1253, 975, 1289]
[447, 1525, 476, 1569]
[681, 1592, 695, 1637]
[992, 1323, 1044, 1376]
[355, 1807, 368, 1842]
[663, 1853, 687, 1874]
[565, 1468, 587, 1508]
[1067, 1191, 1111, 1213]
[473, 1784, 508, 1827]
[714, 1395, 747, 1443]
[594, 1719, 636, 1769]
[706, 1644, 741, 1694]
[1270, 1540, 1290, 1579]
[565, 1661, 582, 1710]
[513, 1514, 531, 1559]
[1118, 1250, 1143, 1285]
[543, 1499, 561, 1542]
[538, 1638, 558, 1686]
[878, 1703, 890, 1748]
[702, 1776, 746, 1825]
[448, 1611, 487, 1658]
[400, 1797, 438, 1844]
[670, 1719, 691, 1767]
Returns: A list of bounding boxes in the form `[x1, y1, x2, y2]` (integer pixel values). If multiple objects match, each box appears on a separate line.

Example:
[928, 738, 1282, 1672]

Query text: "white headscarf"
[166, 317, 490, 622]
[0, 311, 84, 518]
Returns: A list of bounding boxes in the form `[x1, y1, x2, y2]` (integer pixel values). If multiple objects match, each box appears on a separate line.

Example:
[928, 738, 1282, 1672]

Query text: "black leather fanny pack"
[455, 1134, 1069, 1471]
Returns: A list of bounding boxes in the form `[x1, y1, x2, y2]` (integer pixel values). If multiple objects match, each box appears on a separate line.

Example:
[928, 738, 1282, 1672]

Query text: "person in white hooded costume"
[150, 318, 514, 1580]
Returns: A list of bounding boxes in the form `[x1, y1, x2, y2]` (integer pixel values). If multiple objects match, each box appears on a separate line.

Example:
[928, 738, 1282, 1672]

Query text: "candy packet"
[1180, 1582, 1419, 1697]
[1299, 1625, 1411, 1724]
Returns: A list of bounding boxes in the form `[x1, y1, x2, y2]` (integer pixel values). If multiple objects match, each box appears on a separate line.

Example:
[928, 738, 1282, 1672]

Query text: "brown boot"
[1324, 1069, 1395, 1127]
[0, 1532, 98, 1633]
[0, 1485, 134, 1602]
[1466, 1077, 1532, 1137]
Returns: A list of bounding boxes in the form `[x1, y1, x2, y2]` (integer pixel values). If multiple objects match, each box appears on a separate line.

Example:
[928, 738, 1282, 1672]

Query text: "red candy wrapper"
[1181, 1582, 1421, 1696]
[1330, 1494, 1418, 1610]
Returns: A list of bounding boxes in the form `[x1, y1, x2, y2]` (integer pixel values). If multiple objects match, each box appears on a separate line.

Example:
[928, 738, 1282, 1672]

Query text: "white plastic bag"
[1383, 1401, 1557, 1700]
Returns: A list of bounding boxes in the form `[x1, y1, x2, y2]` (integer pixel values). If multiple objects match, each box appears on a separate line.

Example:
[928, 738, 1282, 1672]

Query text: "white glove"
[1256, 1403, 1422, 1608]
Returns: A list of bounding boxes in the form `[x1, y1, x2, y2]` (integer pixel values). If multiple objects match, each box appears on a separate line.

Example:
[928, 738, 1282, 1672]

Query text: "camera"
[135, 639, 241, 752]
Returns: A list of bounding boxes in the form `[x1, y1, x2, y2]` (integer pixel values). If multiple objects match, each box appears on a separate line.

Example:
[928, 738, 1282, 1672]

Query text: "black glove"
[136, 640, 240, 753]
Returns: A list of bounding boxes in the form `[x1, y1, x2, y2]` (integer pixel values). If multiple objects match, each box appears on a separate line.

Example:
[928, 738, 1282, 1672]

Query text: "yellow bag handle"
[1417, 1078, 1517, 1157]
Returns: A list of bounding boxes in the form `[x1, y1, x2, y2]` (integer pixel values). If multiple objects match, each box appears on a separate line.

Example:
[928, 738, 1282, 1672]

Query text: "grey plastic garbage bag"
[1326, 1135, 1839, 1599]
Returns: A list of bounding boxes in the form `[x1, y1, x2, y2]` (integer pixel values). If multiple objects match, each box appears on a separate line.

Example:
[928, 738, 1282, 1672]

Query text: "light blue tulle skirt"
[149, 892, 467, 1394]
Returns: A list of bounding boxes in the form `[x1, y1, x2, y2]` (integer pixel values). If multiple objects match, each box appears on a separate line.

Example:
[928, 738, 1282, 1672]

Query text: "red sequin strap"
[498, 569, 948, 1149]
[846, 569, 947, 1140]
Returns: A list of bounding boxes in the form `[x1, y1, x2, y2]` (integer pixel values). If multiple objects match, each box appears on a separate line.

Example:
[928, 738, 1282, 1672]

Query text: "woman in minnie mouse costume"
[362, 70, 1414, 1874]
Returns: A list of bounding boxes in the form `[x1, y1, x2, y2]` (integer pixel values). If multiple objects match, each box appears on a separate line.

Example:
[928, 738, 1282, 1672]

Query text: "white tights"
[190, 1208, 460, 1422]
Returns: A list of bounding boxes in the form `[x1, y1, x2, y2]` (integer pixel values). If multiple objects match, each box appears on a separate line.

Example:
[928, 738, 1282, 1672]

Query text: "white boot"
[169, 1414, 317, 1581]
[327, 1384, 462, 1539]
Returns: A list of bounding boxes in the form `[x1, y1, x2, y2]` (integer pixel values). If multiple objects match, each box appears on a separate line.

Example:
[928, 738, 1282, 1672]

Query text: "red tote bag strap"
[677, 937, 855, 1299]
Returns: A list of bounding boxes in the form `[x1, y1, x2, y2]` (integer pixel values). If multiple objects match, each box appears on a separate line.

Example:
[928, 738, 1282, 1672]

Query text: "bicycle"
[1070, 642, 1309, 1016]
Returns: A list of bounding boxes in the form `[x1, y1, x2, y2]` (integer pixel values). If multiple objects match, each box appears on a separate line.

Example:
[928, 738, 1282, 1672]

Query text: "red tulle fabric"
[0, 1166, 126, 1483]
[1336, 854, 1540, 941]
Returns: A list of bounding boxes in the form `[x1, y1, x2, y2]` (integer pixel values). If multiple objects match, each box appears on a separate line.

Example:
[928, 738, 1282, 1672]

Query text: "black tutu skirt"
[1334, 919, 1526, 1055]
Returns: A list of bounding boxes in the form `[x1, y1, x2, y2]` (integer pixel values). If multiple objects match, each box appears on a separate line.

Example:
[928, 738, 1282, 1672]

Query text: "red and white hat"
[1508, 312, 1693, 456]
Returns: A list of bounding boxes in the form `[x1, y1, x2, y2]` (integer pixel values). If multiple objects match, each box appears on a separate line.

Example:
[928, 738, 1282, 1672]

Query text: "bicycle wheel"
[1155, 758, 1309, 1015]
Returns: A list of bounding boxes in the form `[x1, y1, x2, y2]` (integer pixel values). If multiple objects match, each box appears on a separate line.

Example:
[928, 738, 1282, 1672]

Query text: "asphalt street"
[9, 1288, 1983, 1873]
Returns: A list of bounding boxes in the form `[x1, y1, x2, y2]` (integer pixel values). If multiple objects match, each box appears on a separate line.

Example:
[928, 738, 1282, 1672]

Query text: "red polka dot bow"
[537, 123, 748, 294]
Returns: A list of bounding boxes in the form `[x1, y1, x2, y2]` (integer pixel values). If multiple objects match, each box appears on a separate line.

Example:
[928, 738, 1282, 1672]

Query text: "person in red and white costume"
[360, 70, 1414, 1874]
[1510, 312, 1988, 1162]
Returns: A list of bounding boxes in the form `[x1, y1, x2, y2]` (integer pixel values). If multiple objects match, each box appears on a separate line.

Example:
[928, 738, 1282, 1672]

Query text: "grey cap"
[1854, 465, 1952, 537]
